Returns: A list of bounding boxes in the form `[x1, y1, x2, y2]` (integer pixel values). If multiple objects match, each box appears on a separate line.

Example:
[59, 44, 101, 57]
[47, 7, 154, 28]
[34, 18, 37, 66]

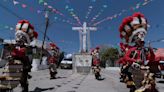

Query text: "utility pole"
[40, 10, 50, 63]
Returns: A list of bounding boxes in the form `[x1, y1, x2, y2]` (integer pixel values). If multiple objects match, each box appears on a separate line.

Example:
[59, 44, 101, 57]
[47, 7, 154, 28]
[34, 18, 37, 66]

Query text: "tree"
[100, 47, 119, 67]
[99, 45, 110, 67]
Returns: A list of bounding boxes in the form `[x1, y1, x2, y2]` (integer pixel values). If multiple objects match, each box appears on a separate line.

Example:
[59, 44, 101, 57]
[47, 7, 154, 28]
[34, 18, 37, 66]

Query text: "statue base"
[72, 53, 92, 74]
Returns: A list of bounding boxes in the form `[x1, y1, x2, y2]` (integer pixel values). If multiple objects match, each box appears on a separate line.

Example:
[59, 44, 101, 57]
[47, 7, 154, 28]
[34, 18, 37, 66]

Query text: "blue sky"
[0, 0, 164, 53]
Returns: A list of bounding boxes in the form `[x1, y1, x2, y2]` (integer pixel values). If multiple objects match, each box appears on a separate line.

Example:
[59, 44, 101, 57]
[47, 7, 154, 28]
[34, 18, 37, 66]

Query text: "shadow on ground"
[56, 76, 67, 79]
[49, 76, 67, 80]
[30, 87, 54, 92]
[157, 80, 164, 84]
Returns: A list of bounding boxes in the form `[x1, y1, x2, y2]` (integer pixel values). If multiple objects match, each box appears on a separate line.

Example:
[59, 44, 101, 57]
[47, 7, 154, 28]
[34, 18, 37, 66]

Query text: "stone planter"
[31, 58, 40, 71]
[40, 57, 48, 70]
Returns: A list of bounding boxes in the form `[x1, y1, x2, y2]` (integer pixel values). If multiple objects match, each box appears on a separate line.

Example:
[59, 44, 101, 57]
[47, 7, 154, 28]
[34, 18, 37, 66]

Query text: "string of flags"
[92, 0, 154, 26]
[1, 22, 163, 33]
[12, 0, 43, 15]
[53, 16, 79, 26]
[0, 24, 14, 31]
[0, 23, 75, 44]
[39, 0, 82, 26]
[64, 4, 82, 26]
[3, 0, 158, 28]
[89, 4, 108, 25]
[9, 0, 77, 26]
[13, 0, 63, 17]
[39, 1, 64, 17]
[85, 6, 93, 19]
[85, 0, 98, 20]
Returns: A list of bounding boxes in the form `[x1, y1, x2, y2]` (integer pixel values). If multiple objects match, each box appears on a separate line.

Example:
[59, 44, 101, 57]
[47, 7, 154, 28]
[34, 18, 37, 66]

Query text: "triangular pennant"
[44, 2, 48, 6]
[37, 10, 41, 14]
[89, 6, 93, 9]
[113, 14, 117, 18]
[13, 0, 19, 5]
[52, 9, 56, 12]
[65, 5, 69, 9]
[22, 4, 27, 8]
[68, 8, 74, 12]
[136, 6, 140, 9]
[122, 9, 127, 13]
[30, 7, 34, 11]
[39, 0, 44, 4]
[118, 13, 122, 16]
[5, 26, 9, 29]
[48, 5, 52, 9]
[72, 14, 76, 17]
[60, 13, 64, 16]
[54, 17, 58, 20]
[103, 5, 108, 8]
[130, 7, 135, 11]
[70, 12, 74, 15]
[100, 9, 104, 12]
[142, 2, 148, 6]
[10, 27, 14, 30]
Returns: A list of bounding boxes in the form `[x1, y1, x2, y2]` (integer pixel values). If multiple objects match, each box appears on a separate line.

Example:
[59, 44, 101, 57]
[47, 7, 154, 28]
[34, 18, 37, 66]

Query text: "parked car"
[159, 61, 164, 79]
[60, 58, 72, 69]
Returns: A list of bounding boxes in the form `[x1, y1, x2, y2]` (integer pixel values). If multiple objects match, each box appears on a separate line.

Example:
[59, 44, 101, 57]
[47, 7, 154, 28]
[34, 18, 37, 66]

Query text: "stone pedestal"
[73, 53, 92, 74]
[31, 59, 40, 71]
[40, 56, 48, 70]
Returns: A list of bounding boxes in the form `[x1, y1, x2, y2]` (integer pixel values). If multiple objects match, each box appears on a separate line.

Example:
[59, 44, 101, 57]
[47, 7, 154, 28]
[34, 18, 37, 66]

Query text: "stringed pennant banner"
[7, 0, 77, 26]
[0, 24, 14, 31]
[64, 4, 82, 26]
[6, 0, 154, 27]
[89, 4, 108, 25]
[0, 24, 75, 45]
[92, 0, 154, 26]
[1, 22, 162, 32]
[38, 0, 80, 26]
[38, 1, 64, 17]
[85, 5, 93, 19]
[53, 16, 79, 26]
[38, 0, 82, 26]
[12, 0, 43, 14]
[85, 0, 97, 20]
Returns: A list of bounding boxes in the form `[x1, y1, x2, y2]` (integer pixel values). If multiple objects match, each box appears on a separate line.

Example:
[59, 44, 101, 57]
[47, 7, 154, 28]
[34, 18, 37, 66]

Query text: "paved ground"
[1, 67, 163, 92]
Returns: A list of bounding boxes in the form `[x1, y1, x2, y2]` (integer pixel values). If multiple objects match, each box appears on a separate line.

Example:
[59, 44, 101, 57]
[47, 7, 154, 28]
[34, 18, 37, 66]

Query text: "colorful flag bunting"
[92, 0, 153, 26]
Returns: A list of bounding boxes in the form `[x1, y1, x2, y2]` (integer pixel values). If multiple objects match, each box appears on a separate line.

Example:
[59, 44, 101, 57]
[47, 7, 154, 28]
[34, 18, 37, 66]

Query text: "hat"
[33, 31, 38, 39]
[49, 42, 59, 50]
[16, 20, 34, 32]
[119, 12, 148, 44]
[16, 20, 38, 42]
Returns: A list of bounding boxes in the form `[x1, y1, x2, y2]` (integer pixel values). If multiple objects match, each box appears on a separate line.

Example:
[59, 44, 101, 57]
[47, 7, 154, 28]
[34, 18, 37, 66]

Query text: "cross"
[72, 22, 97, 53]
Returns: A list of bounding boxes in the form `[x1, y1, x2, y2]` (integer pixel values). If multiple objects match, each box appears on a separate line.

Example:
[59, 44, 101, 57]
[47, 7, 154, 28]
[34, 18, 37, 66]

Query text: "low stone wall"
[73, 53, 92, 74]
[76, 66, 91, 74]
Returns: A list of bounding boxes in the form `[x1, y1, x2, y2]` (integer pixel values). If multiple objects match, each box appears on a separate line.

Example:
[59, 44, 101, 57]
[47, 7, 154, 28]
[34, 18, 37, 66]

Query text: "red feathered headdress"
[33, 31, 38, 39]
[119, 12, 148, 44]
